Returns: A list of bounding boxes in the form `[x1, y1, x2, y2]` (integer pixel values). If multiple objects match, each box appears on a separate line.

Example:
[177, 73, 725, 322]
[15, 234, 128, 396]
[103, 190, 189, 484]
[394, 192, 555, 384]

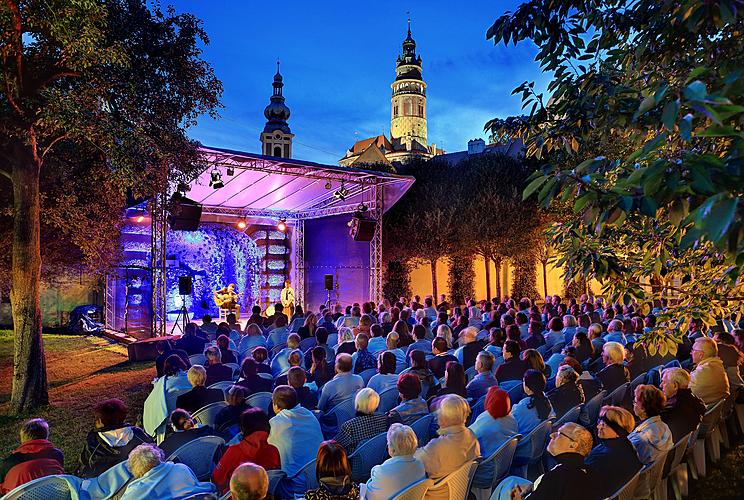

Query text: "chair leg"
[691, 439, 706, 478]
[735, 404, 744, 434]
[719, 420, 730, 449]
[706, 429, 721, 463]
[670, 463, 688, 499]
[470, 487, 490, 500]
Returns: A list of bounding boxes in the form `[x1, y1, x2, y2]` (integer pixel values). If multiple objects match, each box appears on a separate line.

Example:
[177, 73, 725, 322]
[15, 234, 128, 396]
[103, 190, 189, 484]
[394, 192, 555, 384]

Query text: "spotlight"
[324, 181, 332, 189]
[209, 168, 224, 189]
[237, 220, 247, 230]
[334, 186, 349, 201]
[177, 182, 191, 194]
[136, 215, 145, 223]
[277, 219, 287, 232]
[356, 203, 368, 212]
[226, 167, 235, 176]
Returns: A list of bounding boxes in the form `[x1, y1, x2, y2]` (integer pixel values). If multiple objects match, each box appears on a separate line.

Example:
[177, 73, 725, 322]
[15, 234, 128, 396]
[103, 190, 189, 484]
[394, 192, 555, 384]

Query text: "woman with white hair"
[120, 444, 216, 499]
[547, 365, 585, 418]
[335, 327, 357, 356]
[562, 314, 578, 344]
[362, 423, 426, 500]
[413, 395, 480, 499]
[597, 341, 630, 394]
[334, 388, 397, 453]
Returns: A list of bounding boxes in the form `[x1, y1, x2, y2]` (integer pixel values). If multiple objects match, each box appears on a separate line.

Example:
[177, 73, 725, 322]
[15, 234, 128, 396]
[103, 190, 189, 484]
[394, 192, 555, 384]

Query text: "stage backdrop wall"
[304, 215, 370, 312]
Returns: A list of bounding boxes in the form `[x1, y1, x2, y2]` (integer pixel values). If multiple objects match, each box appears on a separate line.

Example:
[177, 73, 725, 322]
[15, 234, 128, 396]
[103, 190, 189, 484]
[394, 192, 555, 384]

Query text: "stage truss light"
[334, 183, 349, 201]
[136, 215, 145, 223]
[277, 218, 287, 232]
[209, 168, 224, 189]
[324, 181, 332, 189]
[237, 219, 247, 230]
[226, 167, 235, 176]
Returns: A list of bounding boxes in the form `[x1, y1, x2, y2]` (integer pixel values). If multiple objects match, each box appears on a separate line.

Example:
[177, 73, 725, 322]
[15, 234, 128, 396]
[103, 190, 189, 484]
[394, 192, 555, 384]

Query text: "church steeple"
[261, 61, 294, 158]
[391, 19, 427, 152]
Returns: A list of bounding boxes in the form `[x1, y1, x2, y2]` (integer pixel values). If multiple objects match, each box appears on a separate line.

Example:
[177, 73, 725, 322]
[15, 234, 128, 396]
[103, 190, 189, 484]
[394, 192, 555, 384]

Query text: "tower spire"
[407, 12, 411, 37]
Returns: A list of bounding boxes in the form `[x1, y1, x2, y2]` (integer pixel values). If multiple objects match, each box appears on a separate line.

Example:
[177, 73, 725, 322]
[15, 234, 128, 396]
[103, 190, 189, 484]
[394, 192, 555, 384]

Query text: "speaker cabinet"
[349, 217, 376, 241]
[178, 276, 193, 295]
[324, 274, 334, 291]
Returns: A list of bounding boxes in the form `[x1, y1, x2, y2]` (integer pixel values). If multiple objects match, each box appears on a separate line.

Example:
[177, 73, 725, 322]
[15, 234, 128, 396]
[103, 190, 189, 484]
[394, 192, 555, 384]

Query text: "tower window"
[274, 146, 282, 157]
[394, 105, 398, 116]
[419, 104, 424, 116]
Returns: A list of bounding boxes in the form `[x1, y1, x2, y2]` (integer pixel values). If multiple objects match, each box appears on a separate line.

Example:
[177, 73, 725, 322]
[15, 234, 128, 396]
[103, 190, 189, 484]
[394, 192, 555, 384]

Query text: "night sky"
[173, 0, 549, 164]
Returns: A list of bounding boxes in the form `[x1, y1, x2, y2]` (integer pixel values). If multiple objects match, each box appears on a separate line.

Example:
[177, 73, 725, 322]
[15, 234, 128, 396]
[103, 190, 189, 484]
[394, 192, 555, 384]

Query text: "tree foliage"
[382, 260, 411, 304]
[487, 0, 744, 352]
[447, 253, 475, 306]
[0, 0, 222, 412]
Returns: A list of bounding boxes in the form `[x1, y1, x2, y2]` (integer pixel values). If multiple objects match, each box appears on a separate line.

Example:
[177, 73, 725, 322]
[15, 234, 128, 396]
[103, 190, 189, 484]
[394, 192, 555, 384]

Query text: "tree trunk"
[542, 260, 548, 298]
[484, 256, 491, 300]
[430, 259, 438, 300]
[493, 256, 502, 301]
[10, 154, 48, 413]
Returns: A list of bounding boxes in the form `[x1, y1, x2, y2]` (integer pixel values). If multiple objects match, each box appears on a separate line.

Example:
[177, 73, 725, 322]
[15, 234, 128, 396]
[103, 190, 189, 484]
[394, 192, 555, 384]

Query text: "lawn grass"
[0, 330, 154, 473]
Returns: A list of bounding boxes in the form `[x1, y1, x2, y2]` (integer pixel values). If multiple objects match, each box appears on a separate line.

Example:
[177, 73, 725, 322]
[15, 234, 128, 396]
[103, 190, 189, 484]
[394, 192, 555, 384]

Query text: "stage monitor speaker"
[178, 276, 193, 295]
[324, 274, 334, 291]
[349, 217, 376, 241]
[168, 195, 202, 231]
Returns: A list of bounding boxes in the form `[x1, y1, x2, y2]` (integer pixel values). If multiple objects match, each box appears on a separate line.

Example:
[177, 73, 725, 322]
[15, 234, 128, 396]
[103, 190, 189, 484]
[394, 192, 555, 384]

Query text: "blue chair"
[359, 368, 377, 386]
[348, 431, 389, 482]
[287, 458, 318, 492]
[506, 382, 524, 404]
[581, 389, 607, 427]
[267, 469, 286, 496]
[410, 413, 436, 447]
[192, 401, 228, 427]
[469, 395, 487, 424]
[552, 404, 582, 431]
[603, 382, 630, 408]
[189, 354, 206, 366]
[166, 435, 225, 481]
[377, 387, 400, 413]
[470, 435, 520, 498]
[322, 396, 357, 438]
[299, 337, 316, 353]
[510, 420, 553, 480]
[246, 391, 273, 413]
[289, 317, 304, 332]
[466, 366, 477, 382]
[2, 476, 74, 500]
[208, 380, 236, 394]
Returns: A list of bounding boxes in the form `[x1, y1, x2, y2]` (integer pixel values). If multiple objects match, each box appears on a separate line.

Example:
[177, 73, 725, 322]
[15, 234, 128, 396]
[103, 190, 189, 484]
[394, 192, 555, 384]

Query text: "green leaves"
[662, 100, 679, 131]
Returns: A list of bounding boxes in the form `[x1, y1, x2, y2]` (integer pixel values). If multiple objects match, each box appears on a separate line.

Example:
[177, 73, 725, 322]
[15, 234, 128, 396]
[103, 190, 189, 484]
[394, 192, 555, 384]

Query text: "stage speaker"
[324, 274, 334, 291]
[349, 217, 376, 241]
[178, 276, 193, 295]
[168, 194, 202, 231]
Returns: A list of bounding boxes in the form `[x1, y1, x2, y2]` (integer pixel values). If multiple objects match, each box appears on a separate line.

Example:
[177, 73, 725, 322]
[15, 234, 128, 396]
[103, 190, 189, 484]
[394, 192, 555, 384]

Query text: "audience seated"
[512, 370, 554, 435]
[547, 365, 585, 418]
[269, 386, 324, 495]
[334, 388, 397, 453]
[544, 317, 564, 349]
[213, 386, 250, 436]
[469, 387, 518, 486]
[659, 367, 706, 443]
[496, 340, 527, 383]
[236, 358, 273, 395]
[154, 340, 190, 378]
[428, 337, 458, 379]
[229, 462, 269, 500]
[367, 323, 388, 355]
[525, 320, 546, 349]
[203, 346, 233, 387]
[335, 327, 358, 356]
[272, 333, 303, 377]
[455, 327, 482, 369]
[429, 361, 468, 408]
[571, 331, 593, 363]
[414, 394, 480, 500]
[216, 334, 238, 365]
[351, 333, 378, 373]
[629, 385, 673, 465]
[238, 323, 267, 354]
[383, 331, 407, 369]
[389, 373, 429, 424]
[318, 353, 364, 412]
[584, 405, 642, 498]
[690, 337, 730, 404]
[364, 423, 426, 500]
[364, 351, 397, 395]
[0, 419, 64, 494]
[176, 365, 225, 414]
[406, 350, 439, 399]
[266, 315, 290, 350]
[175, 323, 208, 355]
[406, 324, 433, 361]
[120, 443, 215, 499]
[298, 313, 318, 340]
[309, 345, 335, 388]
[604, 319, 628, 345]
[251, 347, 273, 376]
[304, 440, 360, 500]
[597, 341, 630, 393]
[274, 349, 311, 387]
[467, 351, 498, 400]
[200, 314, 219, 336]
[144, 355, 193, 442]
[212, 408, 280, 494]
[159, 408, 217, 458]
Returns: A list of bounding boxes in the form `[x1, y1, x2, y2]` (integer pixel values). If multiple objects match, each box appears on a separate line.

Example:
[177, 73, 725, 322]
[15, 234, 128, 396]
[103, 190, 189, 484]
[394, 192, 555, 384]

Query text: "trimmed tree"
[447, 253, 475, 307]
[382, 260, 411, 304]
[0, 0, 221, 412]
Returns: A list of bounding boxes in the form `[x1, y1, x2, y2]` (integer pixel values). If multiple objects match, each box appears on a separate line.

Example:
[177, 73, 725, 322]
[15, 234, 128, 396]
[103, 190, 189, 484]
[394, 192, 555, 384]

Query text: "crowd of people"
[1, 294, 743, 500]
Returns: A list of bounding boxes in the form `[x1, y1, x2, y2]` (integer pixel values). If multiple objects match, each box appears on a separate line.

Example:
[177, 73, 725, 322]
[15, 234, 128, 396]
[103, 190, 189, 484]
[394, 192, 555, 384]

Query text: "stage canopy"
[188, 146, 415, 220]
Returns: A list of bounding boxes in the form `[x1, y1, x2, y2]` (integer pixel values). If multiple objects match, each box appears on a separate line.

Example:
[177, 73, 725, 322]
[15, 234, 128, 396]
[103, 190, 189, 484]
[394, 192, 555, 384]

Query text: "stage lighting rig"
[209, 168, 224, 189]
[277, 218, 287, 232]
[237, 219, 247, 230]
[324, 181, 332, 190]
[177, 182, 191, 194]
[226, 167, 235, 176]
[334, 183, 349, 201]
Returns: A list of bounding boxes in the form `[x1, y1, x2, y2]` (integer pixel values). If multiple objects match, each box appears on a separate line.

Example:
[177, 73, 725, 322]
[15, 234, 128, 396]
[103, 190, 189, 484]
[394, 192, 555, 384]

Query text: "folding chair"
[166, 435, 225, 481]
[246, 391, 274, 413]
[633, 452, 668, 499]
[392, 478, 434, 500]
[348, 431, 389, 482]
[192, 401, 229, 427]
[509, 420, 553, 480]
[470, 436, 520, 500]
[410, 413, 436, 447]
[377, 387, 400, 413]
[427, 459, 479, 499]
[1, 475, 74, 500]
[656, 432, 693, 500]
[689, 399, 725, 478]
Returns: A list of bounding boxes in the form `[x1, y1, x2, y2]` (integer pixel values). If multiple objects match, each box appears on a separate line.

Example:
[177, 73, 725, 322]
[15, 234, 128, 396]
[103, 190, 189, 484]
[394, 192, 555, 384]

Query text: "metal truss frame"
[292, 219, 305, 308]
[369, 181, 384, 304]
[150, 194, 167, 338]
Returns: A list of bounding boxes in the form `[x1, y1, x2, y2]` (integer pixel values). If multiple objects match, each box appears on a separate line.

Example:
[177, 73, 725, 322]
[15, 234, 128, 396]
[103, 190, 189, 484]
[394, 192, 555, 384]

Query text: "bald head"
[230, 462, 268, 500]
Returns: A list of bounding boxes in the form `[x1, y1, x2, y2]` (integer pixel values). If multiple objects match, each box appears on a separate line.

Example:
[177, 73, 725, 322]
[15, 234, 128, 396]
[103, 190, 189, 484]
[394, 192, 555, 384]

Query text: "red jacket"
[0, 439, 64, 494]
[212, 431, 280, 493]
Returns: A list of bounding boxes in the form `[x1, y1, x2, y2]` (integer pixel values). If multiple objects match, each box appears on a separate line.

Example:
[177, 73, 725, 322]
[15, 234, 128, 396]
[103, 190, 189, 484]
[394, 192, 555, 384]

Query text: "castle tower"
[390, 19, 427, 152]
[260, 63, 294, 158]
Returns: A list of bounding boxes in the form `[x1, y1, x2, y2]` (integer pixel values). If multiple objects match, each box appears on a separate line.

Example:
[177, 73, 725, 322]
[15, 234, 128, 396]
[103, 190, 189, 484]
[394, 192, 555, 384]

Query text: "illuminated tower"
[260, 63, 294, 158]
[390, 19, 427, 152]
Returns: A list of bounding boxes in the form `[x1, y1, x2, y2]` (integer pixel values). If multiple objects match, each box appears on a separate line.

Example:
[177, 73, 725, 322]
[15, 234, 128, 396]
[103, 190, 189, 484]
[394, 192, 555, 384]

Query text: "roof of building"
[437, 140, 523, 166]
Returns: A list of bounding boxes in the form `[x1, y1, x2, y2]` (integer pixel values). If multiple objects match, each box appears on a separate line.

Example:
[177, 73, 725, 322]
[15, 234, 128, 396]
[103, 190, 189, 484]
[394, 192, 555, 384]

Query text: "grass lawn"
[0, 329, 154, 473]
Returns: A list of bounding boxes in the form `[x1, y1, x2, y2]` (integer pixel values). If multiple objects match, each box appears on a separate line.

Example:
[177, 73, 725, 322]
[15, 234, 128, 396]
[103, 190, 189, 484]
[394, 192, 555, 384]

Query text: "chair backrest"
[166, 435, 225, 481]
[699, 398, 725, 437]
[266, 469, 286, 495]
[348, 431, 390, 482]
[270, 343, 287, 358]
[583, 390, 607, 427]
[359, 368, 377, 386]
[603, 382, 630, 407]
[223, 363, 240, 379]
[410, 413, 436, 447]
[208, 381, 235, 394]
[427, 459, 479, 499]
[515, 420, 553, 464]
[189, 354, 207, 366]
[536, 344, 549, 357]
[257, 372, 273, 380]
[474, 435, 520, 490]
[465, 366, 477, 382]
[293, 458, 319, 490]
[605, 467, 643, 500]
[392, 478, 435, 500]
[299, 337, 316, 352]
[246, 391, 274, 413]
[327, 396, 357, 428]
[553, 404, 582, 430]
[192, 401, 229, 427]
[327, 333, 339, 347]
[2, 475, 73, 500]
[630, 372, 646, 391]
[637, 453, 668, 499]
[289, 317, 304, 332]
[506, 383, 524, 405]
[550, 341, 566, 354]
[469, 396, 486, 424]
[377, 387, 400, 413]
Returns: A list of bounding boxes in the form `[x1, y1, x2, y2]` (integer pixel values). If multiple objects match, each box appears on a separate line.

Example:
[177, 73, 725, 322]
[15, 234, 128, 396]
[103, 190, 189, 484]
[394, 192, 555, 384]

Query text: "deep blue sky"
[173, 0, 549, 164]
